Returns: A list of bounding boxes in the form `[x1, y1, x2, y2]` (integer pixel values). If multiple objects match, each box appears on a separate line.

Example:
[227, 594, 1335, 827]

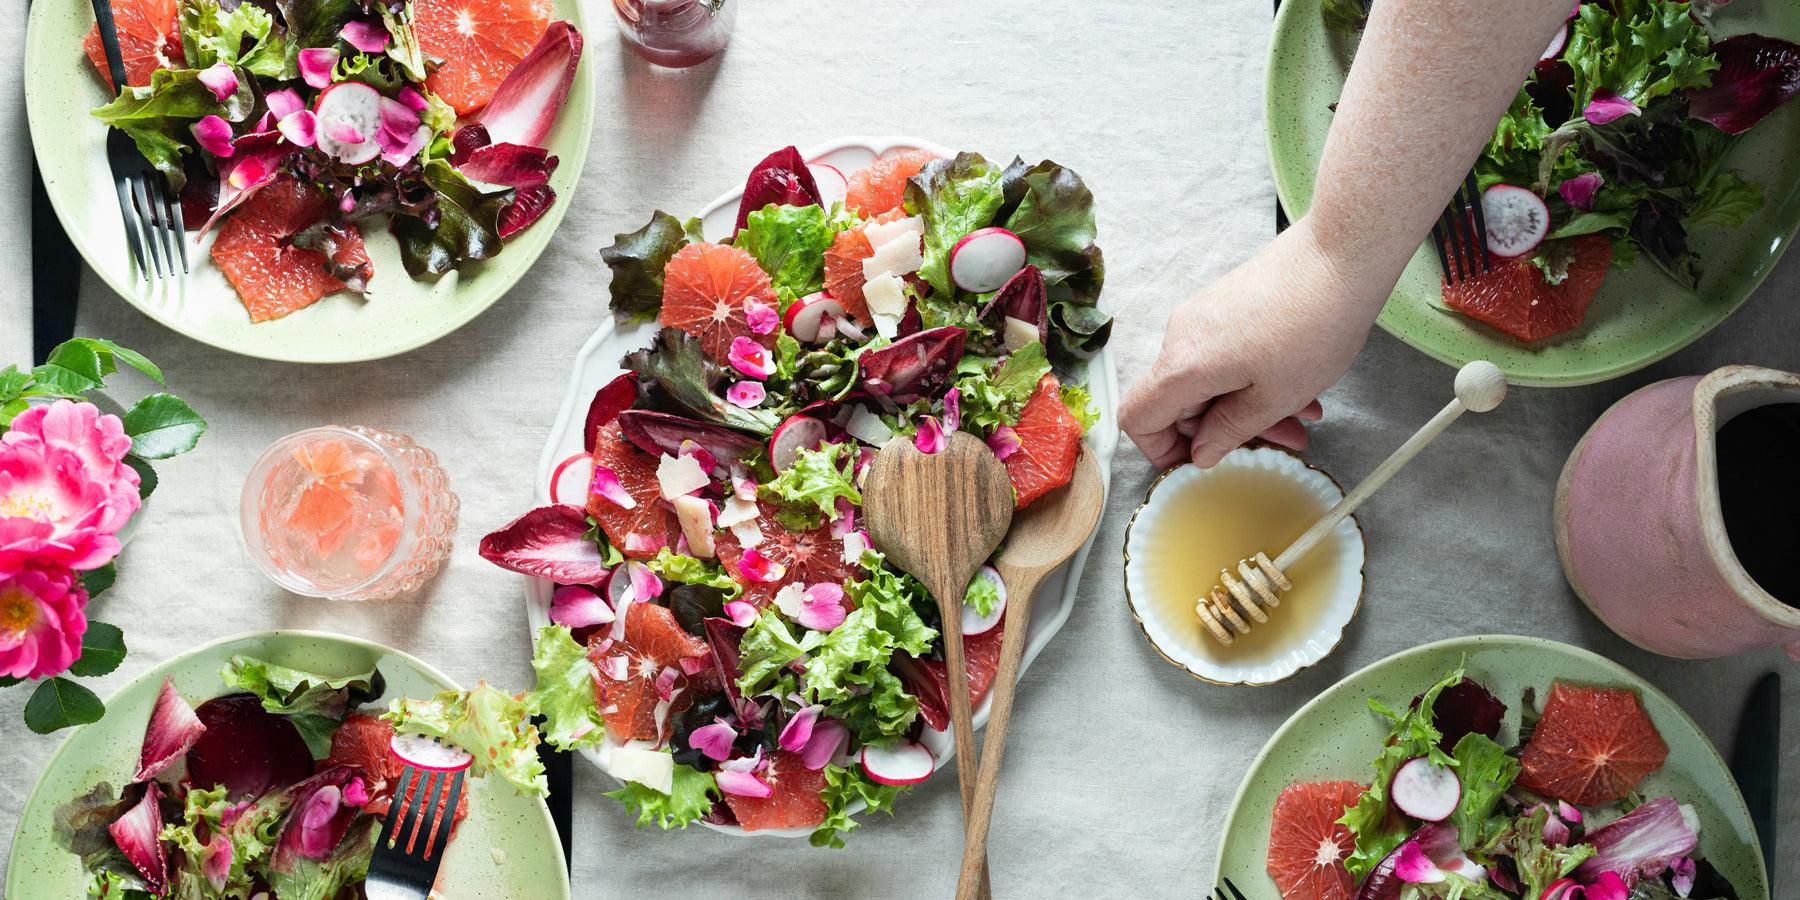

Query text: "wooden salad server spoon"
[862, 430, 1013, 898]
[956, 447, 1104, 900]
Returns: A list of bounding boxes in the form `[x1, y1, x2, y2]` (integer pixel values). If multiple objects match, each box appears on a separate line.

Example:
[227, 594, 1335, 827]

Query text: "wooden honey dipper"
[1194, 361, 1508, 646]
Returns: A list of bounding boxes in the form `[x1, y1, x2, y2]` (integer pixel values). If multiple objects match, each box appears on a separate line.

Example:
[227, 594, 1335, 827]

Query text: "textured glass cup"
[241, 426, 457, 601]
[613, 0, 736, 68]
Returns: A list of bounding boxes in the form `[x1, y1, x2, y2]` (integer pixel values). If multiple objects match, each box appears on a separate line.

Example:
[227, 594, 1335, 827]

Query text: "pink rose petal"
[197, 62, 237, 101]
[277, 110, 317, 148]
[795, 584, 847, 631]
[397, 86, 429, 112]
[914, 416, 948, 454]
[778, 704, 822, 752]
[1583, 89, 1641, 125]
[829, 497, 855, 538]
[549, 584, 614, 628]
[986, 426, 1021, 460]
[745, 299, 779, 335]
[737, 547, 786, 583]
[727, 381, 766, 408]
[341, 18, 390, 53]
[1671, 858, 1696, 896]
[297, 48, 340, 89]
[723, 600, 759, 627]
[1559, 172, 1604, 211]
[266, 88, 305, 121]
[689, 721, 738, 761]
[623, 532, 665, 556]
[191, 115, 235, 158]
[715, 769, 773, 798]
[728, 336, 774, 380]
[323, 118, 365, 145]
[342, 777, 369, 808]
[677, 439, 719, 476]
[202, 831, 232, 891]
[625, 560, 664, 601]
[800, 718, 849, 770]
[942, 388, 962, 432]
[590, 464, 637, 509]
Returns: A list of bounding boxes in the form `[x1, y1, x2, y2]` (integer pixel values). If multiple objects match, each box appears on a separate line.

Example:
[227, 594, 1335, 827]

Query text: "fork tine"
[1436, 206, 1466, 283]
[404, 771, 443, 854]
[146, 178, 183, 276]
[1429, 222, 1452, 283]
[129, 177, 165, 279]
[423, 770, 465, 862]
[164, 184, 189, 273]
[385, 766, 422, 845]
[1222, 876, 1251, 900]
[113, 178, 149, 282]
[1464, 171, 1490, 273]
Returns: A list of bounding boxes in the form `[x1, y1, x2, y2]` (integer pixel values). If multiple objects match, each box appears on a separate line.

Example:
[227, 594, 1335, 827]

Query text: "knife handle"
[88, 0, 129, 94]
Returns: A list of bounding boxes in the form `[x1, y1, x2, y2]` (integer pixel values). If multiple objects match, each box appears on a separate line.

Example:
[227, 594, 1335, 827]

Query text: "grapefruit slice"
[325, 713, 469, 827]
[823, 209, 905, 321]
[722, 749, 828, 831]
[898, 618, 1005, 733]
[659, 242, 778, 363]
[714, 500, 863, 608]
[585, 422, 681, 560]
[844, 150, 939, 218]
[1518, 682, 1668, 805]
[411, 0, 552, 116]
[83, 0, 182, 90]
[1004, 375, 1081, 509]
[1440, 235, 1611, 342]
[210, 178, 371, 323]
[1265, 780, 1365, 900]
[588, 602, 710, 741]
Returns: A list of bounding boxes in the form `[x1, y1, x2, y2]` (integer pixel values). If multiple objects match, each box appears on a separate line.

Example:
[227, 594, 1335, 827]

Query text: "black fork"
[1431, 171, 1491, 284]
[1211, 876, 1252, 900]
[364, 764, 467, 899]
[91, 0, 188, 284]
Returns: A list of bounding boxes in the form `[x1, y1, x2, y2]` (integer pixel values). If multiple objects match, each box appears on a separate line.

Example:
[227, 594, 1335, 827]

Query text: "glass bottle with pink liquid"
[614, 0, 736, 68]
[241, 426, 458, 602]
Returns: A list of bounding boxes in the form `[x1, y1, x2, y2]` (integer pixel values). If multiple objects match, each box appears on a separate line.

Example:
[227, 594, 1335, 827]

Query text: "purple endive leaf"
[1575, 797, 1698, 886]
[480, 21, 584, 149]
[341, 18, 390, 53]
[1559, 172, 1604, 211]
[1687, 34, 1800, 135]
[498, 184, 557, 239]
[858, 326, 968, 405]
[616, 409, 763, 467]
[550, 584, 614, 628]
[136, 676, 205, 782]
[734, 145, 823, 233]
[1583, 89, 1640, 125]
[456, 142, 559, 188]
[198, 62, 238, 101]
[297, 48, 340, 89]
[478, 505, 610, 584]
[191, 115, 236, 157]
[108, 781, 168, 893]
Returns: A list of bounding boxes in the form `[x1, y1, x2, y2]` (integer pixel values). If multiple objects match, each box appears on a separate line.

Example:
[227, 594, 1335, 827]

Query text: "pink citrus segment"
[1441, 234, 1611, 342]
[659, 242, 778, 363]
[1518, 682, 1668, 806]
[83, 0, 183, 89]
[585, 422, 681, 560]
[1265, 780, 1365, 900]
[722, 750, 828, 831]
[822, 209, 905, 322]
[908, 619, 1005, 733]
[210, 179, 370, 322]
[588, 602, 709, 741]
[714, 500, 862, 608]
[844, 150, 938, 218]
[411, 0, 552, 116]
[1003, 375, 1081, 508]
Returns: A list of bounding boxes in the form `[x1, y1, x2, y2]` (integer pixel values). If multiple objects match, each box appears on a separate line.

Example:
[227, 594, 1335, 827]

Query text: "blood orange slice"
[585, 422, 681, 560]
[324, 714, 470, 823]
[411, 0, 551, 116]
[1004, 375, 1081, 509]
[83, 0, 182, 90]
[1441, 235, 1611, 342]
[822, 209, 905, 321]
[210, 178, 371, 323]
[897, 618, 1005, 733]
[715, 500, 862, 608]
[722, 749, 828, 831]
[1265, 780, 1365, 900]
[659, 242, 778, 363]
[589, 602, 710, 741]
[1518, 682, 1668, 805]
[844, 150, 938, 218]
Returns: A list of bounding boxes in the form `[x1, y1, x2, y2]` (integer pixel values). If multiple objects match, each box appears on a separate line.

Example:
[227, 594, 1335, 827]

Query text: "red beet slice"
[186, 694, 316, 803]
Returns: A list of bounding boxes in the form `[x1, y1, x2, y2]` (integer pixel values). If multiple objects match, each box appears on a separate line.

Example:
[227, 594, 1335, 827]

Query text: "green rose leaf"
[67, 622, 127, 678]
[122, 393, 208, 459]
[24, 677, 107, 734]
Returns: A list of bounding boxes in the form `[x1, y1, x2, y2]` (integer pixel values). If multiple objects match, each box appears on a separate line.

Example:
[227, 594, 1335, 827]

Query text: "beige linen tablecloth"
[3, 2, 1796, 896]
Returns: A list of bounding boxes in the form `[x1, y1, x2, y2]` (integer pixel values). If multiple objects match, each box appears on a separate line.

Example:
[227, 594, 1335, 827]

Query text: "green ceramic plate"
[22, 3, 595, 364]
[6, 631, 570, 899]
[1214, 635, 1768, 898]
[1267, 4, 1800, 387]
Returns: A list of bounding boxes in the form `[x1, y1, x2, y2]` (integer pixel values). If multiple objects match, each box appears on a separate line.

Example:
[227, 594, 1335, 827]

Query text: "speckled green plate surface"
[1214, 635, 1768, 898]
[1267, 4, 1800, 387]
[22, 2, 594, 363]
[6, 631, 570, 899]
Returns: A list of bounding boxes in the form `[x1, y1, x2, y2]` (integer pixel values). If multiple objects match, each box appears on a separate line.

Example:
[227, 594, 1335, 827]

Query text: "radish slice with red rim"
[962, 565, 1007, 636]
[784, 292, 846, 343]
[769, 415, 829, 470]
[861, 740, 934, 786]
[950, 227, 1027, 293]
[809, 162, 849, 209]
[1390, 756, 1461, 822]
[390, 732, 474, 772]
[1480, 185, 1550, 258]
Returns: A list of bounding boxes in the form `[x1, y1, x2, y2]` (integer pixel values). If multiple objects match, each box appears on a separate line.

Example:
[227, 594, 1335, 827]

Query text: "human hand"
[1120, 217, 1388, 469]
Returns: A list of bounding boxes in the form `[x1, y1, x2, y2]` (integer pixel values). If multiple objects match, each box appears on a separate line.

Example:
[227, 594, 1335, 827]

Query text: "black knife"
[533, 715, 574, 873]
[1729, 671, 1779, 891]
[1273, 0, 1290, 234]
[29, 0, 82, 366]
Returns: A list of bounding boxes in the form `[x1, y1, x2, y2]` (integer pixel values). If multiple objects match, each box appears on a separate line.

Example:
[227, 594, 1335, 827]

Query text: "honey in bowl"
[1124, 447, 1365, 685]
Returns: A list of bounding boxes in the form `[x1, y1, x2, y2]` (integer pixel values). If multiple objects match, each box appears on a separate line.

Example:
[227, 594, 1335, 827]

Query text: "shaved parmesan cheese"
[730, 518, 763, 547]
[871, 313, 900, 339]
[772, 583, 806, 619]
[862, 234, 924, 280]
[863, 215, 922, 249]
[1002, 315, 1040, 351]
[716, 496, 760, 528]
[672, 495, 716, 558]
[606, 747, 674, 794]
[845, 406, 894, 446]
[656, 454, 709, 500]
[862, 273, 907, 318]
[840, 530, 870, 564]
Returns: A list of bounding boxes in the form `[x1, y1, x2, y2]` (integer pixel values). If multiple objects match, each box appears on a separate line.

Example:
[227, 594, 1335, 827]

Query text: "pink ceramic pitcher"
[1556, 365, 1800, 660]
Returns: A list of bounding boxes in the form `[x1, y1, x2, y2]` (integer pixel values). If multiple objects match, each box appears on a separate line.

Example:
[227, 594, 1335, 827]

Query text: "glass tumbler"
[241, 426, 458, 602]
[614, 0, 736, 68]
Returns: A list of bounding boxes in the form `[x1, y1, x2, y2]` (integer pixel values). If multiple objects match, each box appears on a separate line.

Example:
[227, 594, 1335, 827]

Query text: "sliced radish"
[808, 162, 848, 209]
[769, 415, 828, 470]
[390, 732, 474, 772]
[1481, 185, 1550, 258]
[863, 233, 924, 280]
[962, 565, 1007, 636]
[950, 227, 1027, 293]
[672, 495, 716, 559]
[1542, 26, 1567, 62]
[1390, 757, 1462, 822]
[655, 453, 710, 500]
[784, 291, 846, 342]
[312, 81, 383, 165]
[860, 740, 934, 786]
[1002, 315, 1040, 352]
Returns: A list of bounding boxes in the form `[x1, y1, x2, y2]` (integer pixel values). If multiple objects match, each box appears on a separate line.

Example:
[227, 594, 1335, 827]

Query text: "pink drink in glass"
[241, 426, 457, 601]
[614, 0, 736, 68]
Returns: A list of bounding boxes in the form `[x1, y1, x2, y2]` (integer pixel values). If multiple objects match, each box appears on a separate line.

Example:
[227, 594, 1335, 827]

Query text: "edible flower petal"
[202, 831, 232, 891]
[1559, 172, 1604, 211]
[342, 777, 369, 808]
[626, 560, 664, 601]
[736, 547, 786, 583]
[277, 110, 317, 147]
[727, 381, 766, 408]
[396, 86, 429, 112]
[1583, 89, 1640, 125]
[191, 115, 235, 158]
[800, 718, 849, 770]
[197, 62, 238, 101]
[941, 387, 962, 432]
[778, 704, 823, 752]
[729, 336, 774, 380]
[590, 464, 638, 509]
[986, 425, 1021, 460]
[265, 88, 305, 121]
[689, 721, 737, 760]
[723, 600, 759, 627]
[715, 768, 773, 798]
[796, 583, 848, 631]
[323, 118, 365, 145]
[340, 18, 390, 53]
[297, 48, 340, 89]
[1671, 857, 1696, 896]
[745, 298, 779, 335]
[549, 584, 614, 628]
[913, 415, 948, 454]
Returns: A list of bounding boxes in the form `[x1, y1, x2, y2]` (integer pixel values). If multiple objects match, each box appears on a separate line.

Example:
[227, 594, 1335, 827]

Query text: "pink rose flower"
[1, 400, 142, 571]
[0, 563, 89, 680]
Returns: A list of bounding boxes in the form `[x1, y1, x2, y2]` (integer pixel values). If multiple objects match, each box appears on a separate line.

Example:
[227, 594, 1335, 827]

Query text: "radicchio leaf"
[703, 616, 759, 725]
[135, 676, 205, 782]
[977, 264, 1048, 341]
[617, 409, 763, 467]
[734, 145, 822, 233]
[1687, 34, 1800, 136]
[857, 326, 967, 406]
[1414, 677, 1506, 752]
[478, 505, 611, 584]
[107, 781, 168, 894]
[584, 372, 640, 452]
[1574, 797, 1698, 886]
[499, 184, 557, 239]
